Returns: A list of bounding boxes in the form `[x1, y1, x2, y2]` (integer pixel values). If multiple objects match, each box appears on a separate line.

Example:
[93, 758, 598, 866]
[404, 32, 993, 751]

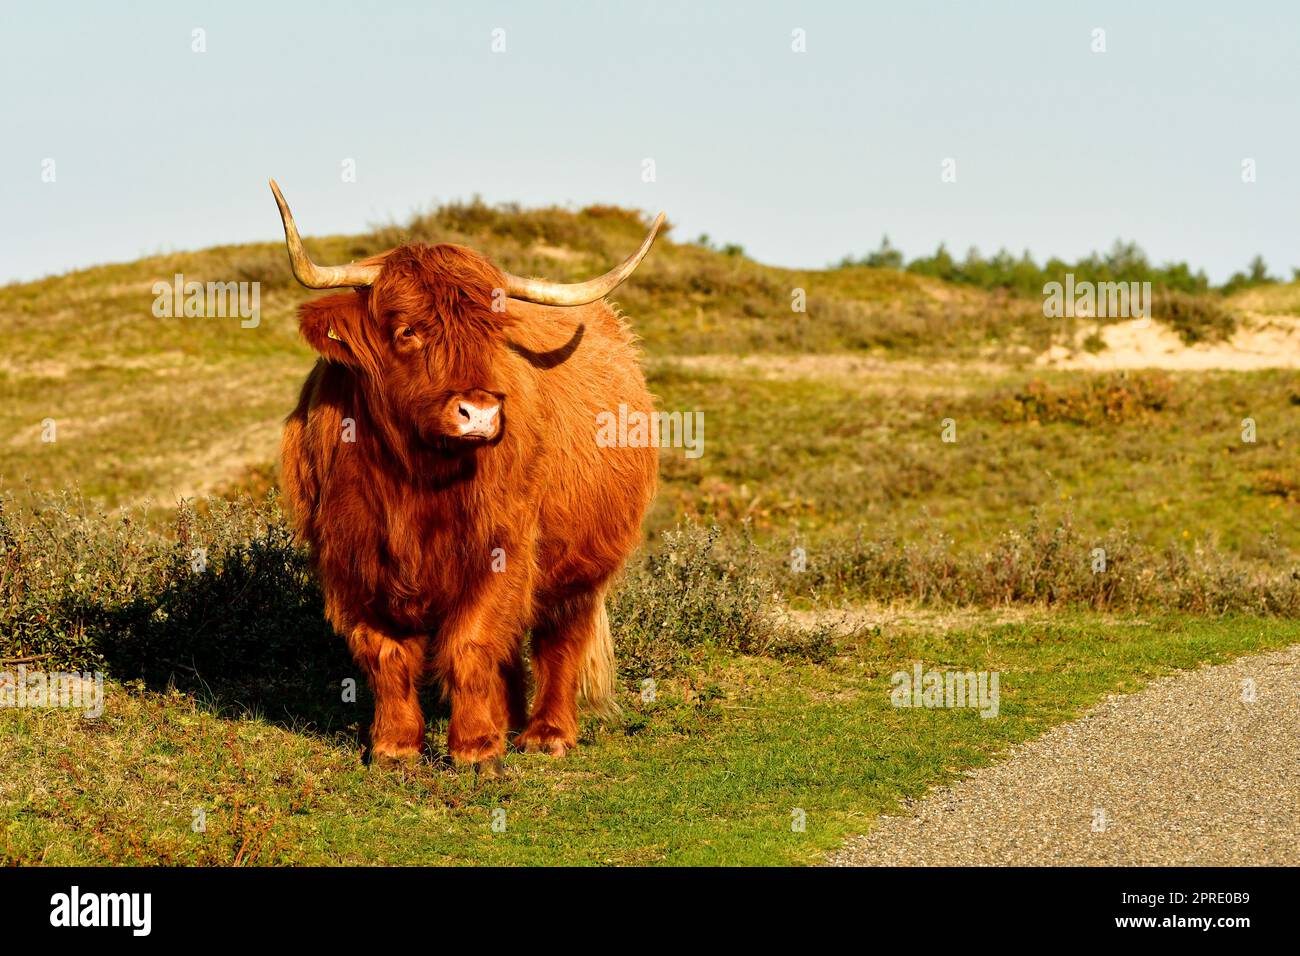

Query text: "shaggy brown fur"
[280, 243, 657, 771]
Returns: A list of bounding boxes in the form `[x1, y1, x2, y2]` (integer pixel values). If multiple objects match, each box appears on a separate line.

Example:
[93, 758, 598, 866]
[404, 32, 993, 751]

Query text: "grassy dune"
[0, 201, 1046, 509]
[2, 201, 1298, 865]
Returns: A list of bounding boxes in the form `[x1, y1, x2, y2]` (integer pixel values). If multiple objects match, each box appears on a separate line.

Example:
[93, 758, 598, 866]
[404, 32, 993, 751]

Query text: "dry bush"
[991, 372, 1176, 426]
[782, 509, 1300, 615]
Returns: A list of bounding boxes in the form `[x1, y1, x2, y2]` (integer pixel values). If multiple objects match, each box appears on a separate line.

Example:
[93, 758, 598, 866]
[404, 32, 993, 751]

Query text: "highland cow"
[271, 181, 661, 775]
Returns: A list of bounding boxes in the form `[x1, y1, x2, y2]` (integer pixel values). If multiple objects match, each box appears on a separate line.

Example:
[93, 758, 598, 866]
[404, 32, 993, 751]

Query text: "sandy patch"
[658, 353, 1007, 381]
[1038, 315, 1300, 371]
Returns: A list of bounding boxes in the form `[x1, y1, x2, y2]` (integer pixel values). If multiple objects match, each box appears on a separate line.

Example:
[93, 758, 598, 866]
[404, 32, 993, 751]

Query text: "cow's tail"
[577, 592, 621, 720]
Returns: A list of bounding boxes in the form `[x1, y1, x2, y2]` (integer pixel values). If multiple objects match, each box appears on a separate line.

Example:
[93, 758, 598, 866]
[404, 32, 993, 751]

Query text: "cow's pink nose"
[456, 401, 499, 437]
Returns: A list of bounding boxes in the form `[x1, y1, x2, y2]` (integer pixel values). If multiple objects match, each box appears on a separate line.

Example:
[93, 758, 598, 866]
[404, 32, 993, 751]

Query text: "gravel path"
[828, 645, 1300, 866]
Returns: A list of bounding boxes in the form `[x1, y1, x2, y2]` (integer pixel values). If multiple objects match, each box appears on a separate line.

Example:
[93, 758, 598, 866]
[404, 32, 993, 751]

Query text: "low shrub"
[784, 509, 1300, 615]
[0, 495, 831, 722]
[1154, 291, 1237, 344]
[991, 372, 1176, 426]
[0, 491, 344, 728]
[610, 524, 834, 680]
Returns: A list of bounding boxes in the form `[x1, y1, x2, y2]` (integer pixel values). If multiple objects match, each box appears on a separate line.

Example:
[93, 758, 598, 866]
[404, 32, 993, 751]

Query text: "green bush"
[0, 491, 347, 729]
[611, 523, 834, 681]
[0, 496, 831, 721]
[1154, 290, 1237, 344]
[784, 509, 1300, 615]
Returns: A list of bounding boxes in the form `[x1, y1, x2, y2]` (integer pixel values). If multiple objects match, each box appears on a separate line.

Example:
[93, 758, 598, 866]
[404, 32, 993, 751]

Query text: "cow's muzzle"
[456, 400, 500, 440]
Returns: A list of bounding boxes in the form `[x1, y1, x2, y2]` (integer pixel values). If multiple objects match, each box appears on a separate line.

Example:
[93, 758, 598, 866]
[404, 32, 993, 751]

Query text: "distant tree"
[831, 234, 1240, 295]
[1222, 255, 1277, 296]
[906, 242, 957, 282]
[848, 235, 904, 269]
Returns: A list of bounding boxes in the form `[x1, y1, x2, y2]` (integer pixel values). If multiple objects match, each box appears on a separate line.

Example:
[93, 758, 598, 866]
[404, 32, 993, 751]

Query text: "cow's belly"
[533, 441, 657, 601]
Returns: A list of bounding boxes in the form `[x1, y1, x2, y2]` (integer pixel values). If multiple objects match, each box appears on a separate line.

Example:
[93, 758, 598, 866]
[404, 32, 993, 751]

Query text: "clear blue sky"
[2, 0, 1296, 285]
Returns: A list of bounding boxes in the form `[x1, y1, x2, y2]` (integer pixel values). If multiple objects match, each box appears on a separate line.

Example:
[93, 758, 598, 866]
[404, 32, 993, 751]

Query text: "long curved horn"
[269, 179, 384, 289]
[503, 212, 666, 306]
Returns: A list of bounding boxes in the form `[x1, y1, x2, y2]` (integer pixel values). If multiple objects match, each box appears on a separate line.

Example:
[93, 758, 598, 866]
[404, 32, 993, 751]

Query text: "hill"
[4, 201, 1300, 865]
[2, 199, 1298, 561]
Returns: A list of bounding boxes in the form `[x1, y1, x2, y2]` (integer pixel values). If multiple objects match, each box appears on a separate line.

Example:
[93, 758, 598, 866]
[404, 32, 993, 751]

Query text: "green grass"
[4, 612, 1293, 865]
[648, 362, 1300, 560]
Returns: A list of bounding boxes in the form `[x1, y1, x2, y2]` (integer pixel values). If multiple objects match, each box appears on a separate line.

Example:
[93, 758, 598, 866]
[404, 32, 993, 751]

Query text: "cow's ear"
[297, 291, 368, 365]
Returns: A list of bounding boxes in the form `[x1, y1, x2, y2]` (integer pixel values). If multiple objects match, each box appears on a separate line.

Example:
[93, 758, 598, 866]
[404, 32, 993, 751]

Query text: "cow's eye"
[400, 327, 416, 338]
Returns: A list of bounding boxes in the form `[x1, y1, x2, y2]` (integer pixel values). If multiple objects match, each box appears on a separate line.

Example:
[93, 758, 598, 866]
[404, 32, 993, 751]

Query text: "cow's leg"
[519, 593, 600, 757]
[434, 607, 519, 773]
[347, 624, 428, 763]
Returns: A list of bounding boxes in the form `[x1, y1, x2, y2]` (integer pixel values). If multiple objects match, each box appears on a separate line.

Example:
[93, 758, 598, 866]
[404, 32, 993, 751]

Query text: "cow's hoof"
[475, 756, 508, 780]
[370, 747, 421, 768]
[450, 734, 507, 770]
[517, 725, 575, 758]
